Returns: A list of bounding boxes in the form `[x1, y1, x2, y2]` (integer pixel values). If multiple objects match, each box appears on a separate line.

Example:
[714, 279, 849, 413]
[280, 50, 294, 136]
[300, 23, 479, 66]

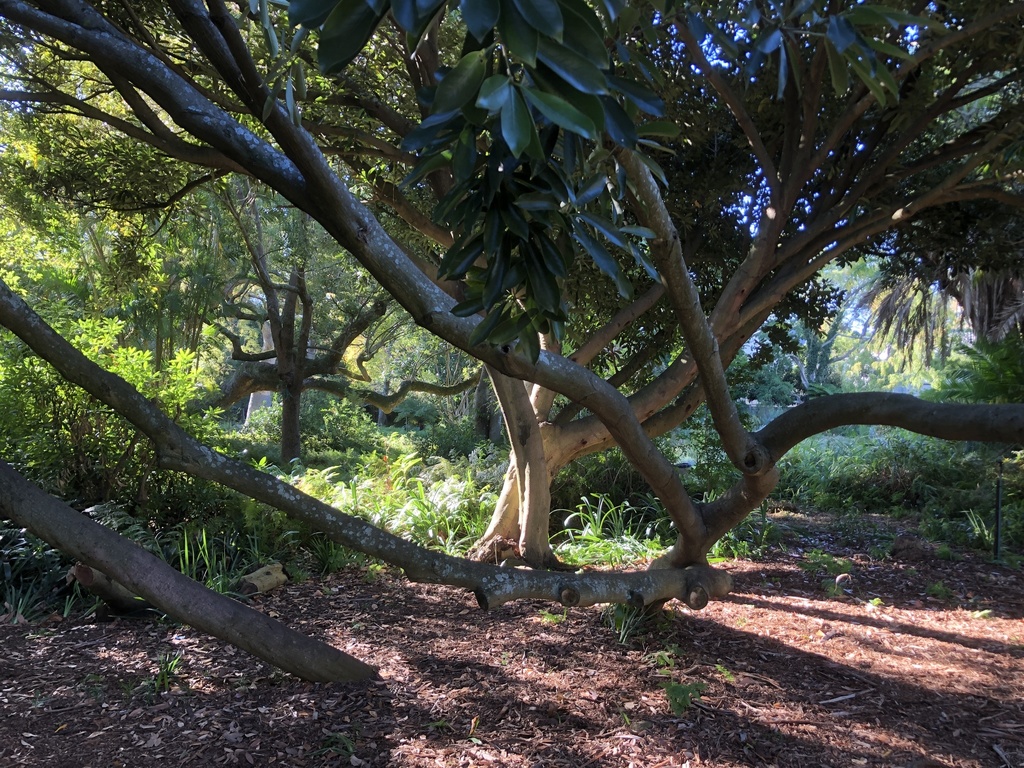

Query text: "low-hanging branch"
[0, 278, 730, 612]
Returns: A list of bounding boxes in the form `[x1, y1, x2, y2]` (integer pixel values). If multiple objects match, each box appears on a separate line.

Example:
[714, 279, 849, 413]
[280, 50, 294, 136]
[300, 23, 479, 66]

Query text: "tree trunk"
[280, 379, 302, 465]
[0, 459, 376, 682]
[244, 322, 275, 425]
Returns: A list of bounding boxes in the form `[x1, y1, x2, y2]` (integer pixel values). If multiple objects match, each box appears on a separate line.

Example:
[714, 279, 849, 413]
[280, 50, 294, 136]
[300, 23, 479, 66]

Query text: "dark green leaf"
[483, 243, 510, 306]
[460, 0, 501, 41]
[517, 325, 541, 362]
[620, 225, 655, 239]
[559, 5, 609, 68]
[537, 230, 571, 278]
[483, 208, 503, 256]
[289, 0, 339, 28]
[827, 15, 859, 54]
[521, 88, 597, 139]
[470, 306, 508, 345]
[500, 203, 530, 240]
[598, 0, 623, 22]
[402, 110, 461, 152]
[511, 0, 563, 40]
[451, 296, 486, 317]
[824, 38, 849, 94]
[489, 311, 532, 345]
[500, 88, 536, 157]
[401, 151, 451, 187]
[561, 0, 606, 39]
[498, 0, 538, 65]
[573, 226, 630, 298]
[434, 51, 488, 114]
[319, 0, 387, 72]
[477, 75, 512, 111]
[536, 38, 609, 95]
[574, 173, 607, 206]
[631, 243, 659, 282]
[637, 120, 681, 138]
[601, 97, 637, 148]
[515, 192, 560, 211]
[755, 28, 782, 54]
[524, 244, 561, 314]
[608, 76, 663, 115]
[577, 211, 628, 249]
[440, 236, 484, 278]
[452, 129, 478, 181]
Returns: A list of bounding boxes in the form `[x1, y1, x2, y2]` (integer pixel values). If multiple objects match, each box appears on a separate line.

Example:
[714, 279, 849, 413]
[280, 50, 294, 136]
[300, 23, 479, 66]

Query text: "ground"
[1, 511, 1022, 768]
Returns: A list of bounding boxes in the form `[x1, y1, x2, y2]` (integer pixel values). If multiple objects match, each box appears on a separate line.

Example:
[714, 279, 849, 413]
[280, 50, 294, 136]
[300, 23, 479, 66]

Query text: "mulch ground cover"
[1, 510, 1022, 767]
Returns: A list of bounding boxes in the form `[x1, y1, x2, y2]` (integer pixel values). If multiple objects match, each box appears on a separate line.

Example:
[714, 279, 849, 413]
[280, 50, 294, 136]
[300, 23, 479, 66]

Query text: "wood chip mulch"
[1, 519, 1022, 768]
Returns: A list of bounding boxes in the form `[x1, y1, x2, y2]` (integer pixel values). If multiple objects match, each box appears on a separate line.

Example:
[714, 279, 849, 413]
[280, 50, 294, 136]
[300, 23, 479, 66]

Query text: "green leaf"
[434, 51, 488, 114]
[514, 192, 560, 211]
[440, 235, 484, 278]
[559, 5, 609, 68]
[827, 15, 859, 54]
[574, 173, 607, 206]
[470, 306, 507, 345]
[824, 38, 849, 94]
[510, 0, 563, 41]
[517, 326, 541, 362]
[536, 38, 609, 95]
[289, 0, 340, 27]
[460, 0, 501, 41]
[608, 76, 663, 115]
[601, 97, 637, 148]
[498, 0, 539, 66]
[638, 120, 681, 138]
[573, 225, 630, 298]
[500, 88, 536, 157]
[318, 0, 387, 72]
[451, 296, 486, 317]
[598, 0, 623, 22]
[577, 211, 628, 250]
[523, 244, 561, 314]
[489, 311, 532, 345]
[521, 88, 597, 139]
[477, 75, 512, 111]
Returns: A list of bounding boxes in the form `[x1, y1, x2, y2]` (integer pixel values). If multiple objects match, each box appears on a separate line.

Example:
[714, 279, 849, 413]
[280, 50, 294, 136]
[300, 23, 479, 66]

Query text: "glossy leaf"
[521, 88, 597, 139]
[536, 38, 609, 95]
[638, 120, 681, 138]
[559, 6, 609, 69]
[500, 88, 536, 157]
[470, 306, 508, 346]
[573, 226, 630, 298]
[477, 75, 512, 111]
[460, 0, 501, 41]
[319, 0, 387, 72]
[826, 15, 859, 54]
[434, 51, 488, 114]
[511, 0, 563, 41]
[498, 0, 539, 66]
[289, 0, 339, 27]
[608, 76, 664, 115]
[601, 97, 637, 148]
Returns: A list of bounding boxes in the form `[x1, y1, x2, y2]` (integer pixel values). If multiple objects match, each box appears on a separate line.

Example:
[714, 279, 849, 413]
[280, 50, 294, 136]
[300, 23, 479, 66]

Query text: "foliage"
[778, 431, 1023, 551]
[707, 504, 779, 562]
[660, 680, 707, 716]
[558, 494, 670, 566]
[931, 335, 1024, 405]
[0, 523, 72, 623]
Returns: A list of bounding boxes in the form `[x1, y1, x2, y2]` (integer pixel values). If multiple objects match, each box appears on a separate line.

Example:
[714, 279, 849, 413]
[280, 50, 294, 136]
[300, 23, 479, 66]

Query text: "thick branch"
[0, 459, 376, 681]
[757, 393, 1024, 464]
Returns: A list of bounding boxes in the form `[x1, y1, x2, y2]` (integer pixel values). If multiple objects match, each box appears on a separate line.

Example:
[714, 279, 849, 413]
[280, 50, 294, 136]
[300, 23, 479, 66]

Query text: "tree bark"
[0, 460, 376, 682]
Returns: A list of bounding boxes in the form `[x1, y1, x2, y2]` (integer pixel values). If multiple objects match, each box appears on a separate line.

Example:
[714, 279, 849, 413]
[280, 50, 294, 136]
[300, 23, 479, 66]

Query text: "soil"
[1, 510, 1022, 768]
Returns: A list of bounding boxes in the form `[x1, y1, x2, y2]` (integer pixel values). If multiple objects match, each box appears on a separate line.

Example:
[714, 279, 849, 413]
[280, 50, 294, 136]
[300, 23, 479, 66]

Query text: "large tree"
[0, 0, 1023, 679]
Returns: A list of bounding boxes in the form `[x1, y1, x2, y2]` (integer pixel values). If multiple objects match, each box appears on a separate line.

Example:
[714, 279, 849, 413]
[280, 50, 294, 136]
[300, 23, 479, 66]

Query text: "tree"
[0, 0, 1023, 680]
